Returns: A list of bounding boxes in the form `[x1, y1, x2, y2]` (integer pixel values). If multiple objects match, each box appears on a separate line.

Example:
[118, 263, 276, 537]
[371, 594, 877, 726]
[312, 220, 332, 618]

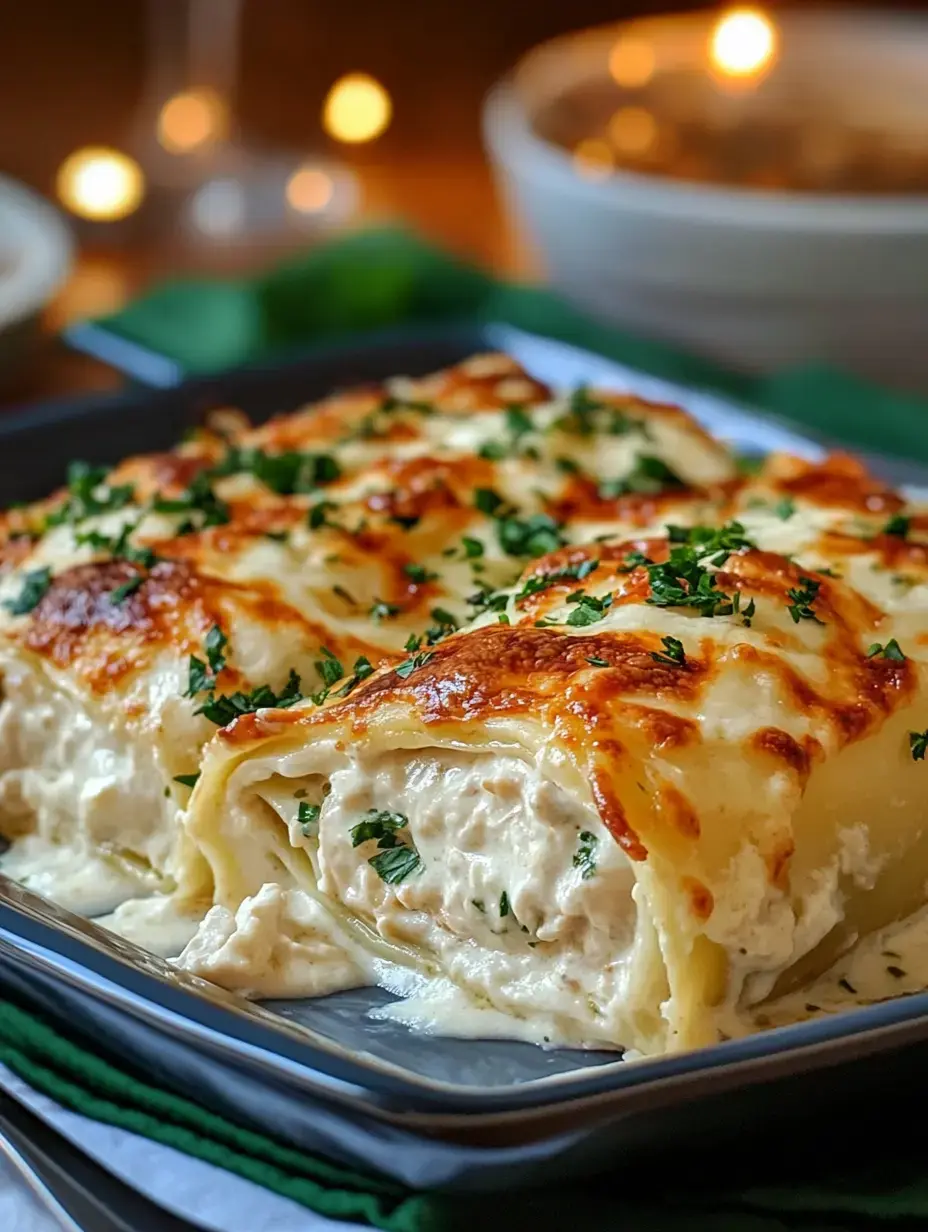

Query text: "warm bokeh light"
[157, 88, 227, 153]
[609, 106, 658, 155]
[710, 8, 777, 79]
[286, 166, 335, 214]
[573, 138, 614, 181]
[608, 38, 655, 89]
[322, 73, 392, 144]
[55, 147, 145, 221]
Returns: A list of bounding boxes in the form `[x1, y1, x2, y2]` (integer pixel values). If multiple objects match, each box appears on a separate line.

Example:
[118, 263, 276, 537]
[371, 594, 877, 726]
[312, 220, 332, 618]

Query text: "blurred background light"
[322, 73, 392, 144]
[608, 37, 655, 89]
[609, 106, 658, 154]
[189, 177, 246, 237]
[157, 87, 228, 153]
[285, 165, 335, 214]
[710, 8, 777, 79]
[55, 147, 146, 221]
[572, 137, 614, 180]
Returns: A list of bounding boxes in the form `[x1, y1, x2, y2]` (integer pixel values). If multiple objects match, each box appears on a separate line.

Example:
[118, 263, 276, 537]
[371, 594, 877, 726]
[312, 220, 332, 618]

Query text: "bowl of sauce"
[484, 8, 928, 390]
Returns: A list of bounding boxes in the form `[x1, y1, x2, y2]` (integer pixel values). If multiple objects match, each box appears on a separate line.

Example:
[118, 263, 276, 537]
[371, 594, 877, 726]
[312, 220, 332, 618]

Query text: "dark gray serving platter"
[3, 323, 928, 1191]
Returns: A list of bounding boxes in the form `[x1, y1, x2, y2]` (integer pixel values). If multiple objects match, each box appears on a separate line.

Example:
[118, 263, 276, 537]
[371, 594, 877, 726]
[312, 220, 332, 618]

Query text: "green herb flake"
[741, 597, 757, 627]
[786, 576, 824, 625]
[909, 729, 928, 761]
[516, 557, 598, 601]
[565, 592, 613, 627]
[404, 563, 438, 584]
[867, 639, 906, 662]
[499, 891, 511, 918]
[773, 497, 796, 521]
[195, 669, 304, 726]
[461, 536, 484, 559]
[395, 650, 435, 679]
[3, 566, 52, 615]
[298, 801, 321, 835]
[651, 635, 686, 667]
[599, 455, 686, 500]
[172, 773, 200, 789]
[497, 512, 566, 559]
[370, 599, 401, 622]
[369, 845, 421, 883]
[109, 575, 144, 605]
[573, 831, 599, 879]
[883, 514, 911, 539]
[586, 655, 609, 667]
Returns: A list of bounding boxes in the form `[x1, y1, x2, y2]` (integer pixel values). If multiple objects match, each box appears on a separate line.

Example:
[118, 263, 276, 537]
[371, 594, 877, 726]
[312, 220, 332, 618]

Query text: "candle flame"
[710, 8, 777, 80]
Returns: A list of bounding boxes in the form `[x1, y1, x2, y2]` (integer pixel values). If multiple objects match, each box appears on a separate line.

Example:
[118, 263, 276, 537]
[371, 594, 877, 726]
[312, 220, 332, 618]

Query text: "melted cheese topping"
[4, 351, 928, 1057]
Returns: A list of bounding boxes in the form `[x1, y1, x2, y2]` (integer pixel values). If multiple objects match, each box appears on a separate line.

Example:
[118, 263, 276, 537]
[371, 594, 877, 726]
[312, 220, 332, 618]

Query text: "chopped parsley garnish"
[45, 461, 134, 530]
[786, 576, 824, 625]
[461, 536, 484, 559]
[599, 455, 685, 500]
[263, 529, 290, 543]
[867, 639, 905, 661]
[666, 521, 755, 563]
[516, 557, 598, 601]
[566, 591, 613, 627]
[646, 548, 735, 618]
[369, 845, 422, 883]
[370, 599, 401, 622]
[773, 498, 796, 521]
[425, 607, 458, 644]
[152, 472, 230, 529]
[333, 655, 374, 697]
[332, 585, 357, 607]
[467, 587, 509, 614]
[403, 563, 438, 584]
[909, 729, 928, 761]
[395, 650, 434, 679]
[620, 550, 652, 573]
[474, 488, 506, 517]
[651, 635, 686, 667]
[573, 831, 599, 879]
[315, 647, 344, 688]
[109, 575, 144, 605]
[3, 566, 52, 615]
[75, 523, 160, 571]
[556, 386, 639, 437]
[184, 625, 228, 697]
[215, 446, 341, 496]
[838, 977, 857, 995]
[499, 891, 511, 918]
[379, 395, 434, 416]
[883, 514, 911, 539]
[350, 809, 408, 847]
[497, 512, 566, 558]
[173, 772, 200, 788]
[478, 406, 536, 460]
[195, 669, 304, 725]
[349, 808, 421, 883]
[741, 597, 757, 627]
[298, 801, 321, 835]
[586, 655, 609, 667]
[308, 500, 338, 530]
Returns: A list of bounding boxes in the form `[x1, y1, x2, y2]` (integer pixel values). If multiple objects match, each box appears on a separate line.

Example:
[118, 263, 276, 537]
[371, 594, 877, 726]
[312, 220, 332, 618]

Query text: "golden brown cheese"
[179, 462, 928, 1055]
[0, 353, 737, 910]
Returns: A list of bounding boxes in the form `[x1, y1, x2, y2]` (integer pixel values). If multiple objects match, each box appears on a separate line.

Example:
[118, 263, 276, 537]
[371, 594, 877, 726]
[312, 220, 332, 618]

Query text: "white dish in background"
[483, 8, 928, 392]
[0, 175, 73, 385]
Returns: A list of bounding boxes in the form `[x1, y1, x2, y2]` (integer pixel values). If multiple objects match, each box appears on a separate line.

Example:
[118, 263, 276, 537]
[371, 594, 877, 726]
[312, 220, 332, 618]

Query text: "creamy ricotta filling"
[0, 656, 176, 913]
[177, 746, 659, 1049]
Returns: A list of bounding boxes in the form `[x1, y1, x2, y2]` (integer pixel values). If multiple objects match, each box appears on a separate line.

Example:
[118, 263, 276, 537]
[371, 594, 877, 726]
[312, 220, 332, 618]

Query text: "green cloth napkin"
[93, 226, 928, 465]
[2, 995, 926, 1232]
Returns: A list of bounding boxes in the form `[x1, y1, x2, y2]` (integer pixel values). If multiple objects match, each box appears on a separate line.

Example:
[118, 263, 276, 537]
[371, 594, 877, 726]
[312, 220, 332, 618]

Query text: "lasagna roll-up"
[0, 354, 733, 924]
[178, 461, 928, 1055]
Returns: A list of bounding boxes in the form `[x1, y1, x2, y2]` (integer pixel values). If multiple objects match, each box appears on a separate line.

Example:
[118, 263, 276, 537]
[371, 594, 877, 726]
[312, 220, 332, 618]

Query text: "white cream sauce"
[754, 905, 928, 1031]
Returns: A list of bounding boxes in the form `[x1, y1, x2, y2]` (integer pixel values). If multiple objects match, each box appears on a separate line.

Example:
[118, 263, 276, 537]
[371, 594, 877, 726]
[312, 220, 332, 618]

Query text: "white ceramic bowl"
[483, 9, 928, 391]
[0, 175, 74, 386]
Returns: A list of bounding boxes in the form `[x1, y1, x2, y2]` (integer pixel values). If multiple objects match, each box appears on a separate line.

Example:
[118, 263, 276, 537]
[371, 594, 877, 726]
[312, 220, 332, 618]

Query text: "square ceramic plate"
[3, 323, 928, 1191]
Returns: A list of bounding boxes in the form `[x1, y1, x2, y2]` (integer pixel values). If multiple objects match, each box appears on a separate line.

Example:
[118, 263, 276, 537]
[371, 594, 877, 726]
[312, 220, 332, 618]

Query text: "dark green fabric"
[1, 995, 928, 1231]
[93, 226, 928, 464]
